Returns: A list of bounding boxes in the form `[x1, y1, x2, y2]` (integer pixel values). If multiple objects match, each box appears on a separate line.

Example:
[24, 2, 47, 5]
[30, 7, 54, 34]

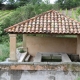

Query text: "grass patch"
[0, 42, 22, 61]
[0, 43, 9, 61]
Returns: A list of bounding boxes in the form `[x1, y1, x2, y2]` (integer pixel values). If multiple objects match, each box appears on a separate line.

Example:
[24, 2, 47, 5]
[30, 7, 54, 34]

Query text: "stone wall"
[0, 62, 80, 71]
[0, 62, 80, 80]
[0, 70, 80, 80]
[26, 36, 77, 56]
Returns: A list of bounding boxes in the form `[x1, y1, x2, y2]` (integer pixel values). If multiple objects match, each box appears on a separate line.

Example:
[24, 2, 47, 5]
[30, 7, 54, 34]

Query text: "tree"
[16, 0, 42, 6]
[55, 0, 80, 9]
[0, 0, 6, 4]
[8, 0, 15, 4]
[0, 0, 6, 9]
[6, 0, 17, 9]
[16, 0, 30, 6]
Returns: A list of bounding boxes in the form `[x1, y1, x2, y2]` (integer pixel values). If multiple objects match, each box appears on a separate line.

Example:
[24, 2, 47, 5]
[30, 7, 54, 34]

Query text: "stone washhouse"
[4, 10, 80, 63]
[1, 10, 80, 80]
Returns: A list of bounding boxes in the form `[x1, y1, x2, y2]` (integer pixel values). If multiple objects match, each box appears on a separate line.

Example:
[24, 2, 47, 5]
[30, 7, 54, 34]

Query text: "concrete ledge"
[62, 53, 71, 62]
[33, 52, 71, 62]
[34, 53, 42, 62]
[0, 62, 80, 71]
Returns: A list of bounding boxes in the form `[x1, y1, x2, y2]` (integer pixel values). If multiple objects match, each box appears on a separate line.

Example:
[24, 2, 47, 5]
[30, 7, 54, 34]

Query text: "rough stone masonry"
[0, 62, 80, 80]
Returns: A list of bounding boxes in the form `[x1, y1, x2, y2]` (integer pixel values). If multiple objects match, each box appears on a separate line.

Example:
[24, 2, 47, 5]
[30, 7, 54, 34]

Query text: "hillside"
[0, 9, 79, 25]
[0, 10, 14, 23]
[61, 10, 80, 21]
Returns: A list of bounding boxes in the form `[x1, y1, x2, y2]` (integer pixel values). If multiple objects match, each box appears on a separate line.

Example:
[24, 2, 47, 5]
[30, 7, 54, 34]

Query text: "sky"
[49, 0, 57, 4]
[3, 0, 57, 4]
[42, 0, 57, 4]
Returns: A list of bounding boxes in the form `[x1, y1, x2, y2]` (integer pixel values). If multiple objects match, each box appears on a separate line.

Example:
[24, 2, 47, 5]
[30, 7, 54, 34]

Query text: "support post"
[77, 35, 80, 58]
[9, 34, 17, 61]
[23, 34, 27, 51]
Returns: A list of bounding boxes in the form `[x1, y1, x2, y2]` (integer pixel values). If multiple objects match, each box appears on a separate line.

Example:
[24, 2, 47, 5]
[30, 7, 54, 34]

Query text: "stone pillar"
[9, 34, 17, 61]
[77, 35, 80, 58]
[23, 34, 27, 51]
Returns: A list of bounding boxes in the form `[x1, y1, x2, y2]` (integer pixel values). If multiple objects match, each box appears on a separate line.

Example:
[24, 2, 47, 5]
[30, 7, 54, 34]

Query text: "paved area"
[0, 70, 80, 80]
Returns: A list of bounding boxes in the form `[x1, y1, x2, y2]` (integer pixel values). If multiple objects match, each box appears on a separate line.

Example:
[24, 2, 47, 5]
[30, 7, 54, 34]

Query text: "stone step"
[18, 52, 27, 62]
[25, 55, 30, 62]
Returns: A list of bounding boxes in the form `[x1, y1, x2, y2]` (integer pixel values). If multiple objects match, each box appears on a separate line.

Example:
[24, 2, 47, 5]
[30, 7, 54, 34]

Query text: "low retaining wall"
[0, 62, 80, 80]
[0, 70, 80, 80]
[0, 62, 80, 71]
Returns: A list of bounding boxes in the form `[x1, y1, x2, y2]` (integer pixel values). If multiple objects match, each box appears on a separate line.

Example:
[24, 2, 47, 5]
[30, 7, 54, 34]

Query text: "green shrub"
[76, 8, 80, 15]
[0, 43, 9, 61]
[19, 48, 25, 53]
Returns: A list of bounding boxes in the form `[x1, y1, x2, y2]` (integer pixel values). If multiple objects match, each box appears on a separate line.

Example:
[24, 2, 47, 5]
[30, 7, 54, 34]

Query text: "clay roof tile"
[4, 10, 80, 34]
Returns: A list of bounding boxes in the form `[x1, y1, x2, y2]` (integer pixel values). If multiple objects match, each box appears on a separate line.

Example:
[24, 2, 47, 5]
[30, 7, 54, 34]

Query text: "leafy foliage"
[55, 0, 80, 9]
[77, 8, 80, 15]
[0, 27, 2, 35]
[0, 43, 9, 61]
[0, 0, 43, 10]
[19, 48, 25, 53]
[0, 0, 6, 4]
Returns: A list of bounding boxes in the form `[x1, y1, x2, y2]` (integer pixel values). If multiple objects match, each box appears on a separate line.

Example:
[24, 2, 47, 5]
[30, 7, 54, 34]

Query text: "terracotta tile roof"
[4, 10, 80, 34]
